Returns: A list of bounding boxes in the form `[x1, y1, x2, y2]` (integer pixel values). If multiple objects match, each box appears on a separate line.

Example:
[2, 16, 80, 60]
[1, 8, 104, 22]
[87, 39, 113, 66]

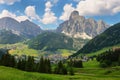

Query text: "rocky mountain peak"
[87, 18, 96, 23]
[97, 20, 107, 27]
[69, 11, 79, 20]
[57, 11, 109, 39]
[71, 11, 79, 16]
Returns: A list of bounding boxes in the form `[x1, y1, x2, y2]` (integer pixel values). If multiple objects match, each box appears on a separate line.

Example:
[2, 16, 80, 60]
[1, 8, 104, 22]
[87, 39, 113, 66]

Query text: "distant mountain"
[0, 17, 42, 38]
[74, 22, 120, 55]
[20, 20, 42, 38]
[27, 32, 89, 51]
[56, 11, 109, 39]
[0, 30, 24, 44]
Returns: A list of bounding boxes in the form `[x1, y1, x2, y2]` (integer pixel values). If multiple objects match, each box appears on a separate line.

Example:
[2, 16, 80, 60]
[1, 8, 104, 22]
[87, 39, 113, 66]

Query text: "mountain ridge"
[72, 22, 120, 56]
[57, 11, 109, 39]
[0, 17, 42, 38]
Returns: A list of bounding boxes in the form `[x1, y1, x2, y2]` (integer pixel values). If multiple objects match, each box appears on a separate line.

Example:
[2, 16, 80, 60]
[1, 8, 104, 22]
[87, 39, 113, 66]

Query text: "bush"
[100, 62, 108, 68]
[104, 70, 112, 75]
[69, 67, 74, 75]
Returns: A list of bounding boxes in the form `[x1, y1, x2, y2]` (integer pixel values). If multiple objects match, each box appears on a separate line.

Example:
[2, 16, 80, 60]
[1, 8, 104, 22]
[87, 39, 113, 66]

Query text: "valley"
[0, 43, 75, 60]
[0, 0, 120, 79]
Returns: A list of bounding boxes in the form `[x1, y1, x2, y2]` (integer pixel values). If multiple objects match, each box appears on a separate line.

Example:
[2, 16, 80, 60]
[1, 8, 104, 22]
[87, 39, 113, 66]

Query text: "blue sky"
[0, 0, 120, 30]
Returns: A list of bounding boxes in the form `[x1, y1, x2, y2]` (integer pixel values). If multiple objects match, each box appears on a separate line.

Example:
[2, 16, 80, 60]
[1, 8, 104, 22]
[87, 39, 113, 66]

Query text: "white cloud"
[59, 4, 75, 21]
[42, 1, 57, 24]
[0, 10, 16, 18]
[45, 0, 59, 4]
[16, 16, 29, 22]
[60, 0, 120, 21]
[0, 0, 20, 5]
[76, 0, 120, 16]
[25, 6, 40, 21]
[0, 9, 28, 22]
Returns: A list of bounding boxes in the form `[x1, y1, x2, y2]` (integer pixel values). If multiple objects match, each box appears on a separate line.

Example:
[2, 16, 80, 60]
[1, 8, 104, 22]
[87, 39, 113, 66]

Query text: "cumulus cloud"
[42, 1, 57, 24]
[76, 0, 120, 16]
[60, 0, 120, 21]
[16, 16, 29, 22]
[0, 0, 20, 5]
[25, 6, 40, 21]
[45, 0, 59, 4]
[59, 4, 75, 21]
[0, 9, 28, 22]
[0, 10, 16, 18]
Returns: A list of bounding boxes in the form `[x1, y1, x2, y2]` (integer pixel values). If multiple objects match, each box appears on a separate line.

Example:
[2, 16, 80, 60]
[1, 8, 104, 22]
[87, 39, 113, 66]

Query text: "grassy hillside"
[83, 60, 100, 68]
[0, 43, 75, 57]
[74, 23, 120, 55]
[71, 43, 120, 58]
[0, 30, 24, 44]
[27, 32, 88, 51]
[57, 49, 75, 57]
[76, 44, 120, 57]
[27, 32, 74, 51]
[0, 65, 120, 80]
[0, 43, 39, 56]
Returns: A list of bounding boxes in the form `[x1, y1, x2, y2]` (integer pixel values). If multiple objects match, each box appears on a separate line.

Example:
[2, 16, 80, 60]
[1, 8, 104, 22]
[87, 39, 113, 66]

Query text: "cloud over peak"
[0, 9, 28, 22]
[60, 0, 120, 21]
[59, 4, 75, 21]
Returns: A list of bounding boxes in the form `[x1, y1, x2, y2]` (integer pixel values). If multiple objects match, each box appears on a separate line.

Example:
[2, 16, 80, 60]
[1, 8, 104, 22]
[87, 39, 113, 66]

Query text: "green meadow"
[0, 60, 120, 80]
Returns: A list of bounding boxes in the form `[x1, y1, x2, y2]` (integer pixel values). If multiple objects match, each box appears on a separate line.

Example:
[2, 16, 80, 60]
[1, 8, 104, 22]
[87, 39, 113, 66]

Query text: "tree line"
[0, 52, 51, 73]
[0, 50, 77, 75]
[97, 48, 120, 68]
[68, 59, 83, 68]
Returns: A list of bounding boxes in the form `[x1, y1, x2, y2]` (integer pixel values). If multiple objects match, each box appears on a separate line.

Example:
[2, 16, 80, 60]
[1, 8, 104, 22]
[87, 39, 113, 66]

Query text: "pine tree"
[69, 67, 74, 75]
[47, 59, 51, 73]
[21, 59, 26, 71]
[17, 59, 22, 70]
[54, 61, 68, 75]
[62, 66, 67, 75]
[9, 56, 16, 67]
[44, 59, 51, 73]
[25, 56, 34, 72]
[38, 56, 45, 73]
[118, 55, 120, 66]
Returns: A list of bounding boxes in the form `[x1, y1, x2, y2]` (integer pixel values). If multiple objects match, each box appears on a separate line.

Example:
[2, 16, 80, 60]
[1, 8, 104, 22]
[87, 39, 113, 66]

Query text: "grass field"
[83, 60, 100, 68]
[0, 65, 120, 80]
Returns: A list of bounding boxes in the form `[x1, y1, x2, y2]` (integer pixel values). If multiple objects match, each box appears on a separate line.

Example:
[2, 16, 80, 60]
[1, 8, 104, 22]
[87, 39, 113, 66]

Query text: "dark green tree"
[9, 56, 16, 67]
[38, 56, 45, 73]
[97, 48, 120, 67]
[69, 67, 74, 75]
[25, 56, 35, 72]
[54, 61, 67, 75]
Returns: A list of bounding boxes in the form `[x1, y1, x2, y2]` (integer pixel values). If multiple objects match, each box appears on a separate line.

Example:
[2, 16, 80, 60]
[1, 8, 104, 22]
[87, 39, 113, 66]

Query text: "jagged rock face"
[0, 17, 42, 38]
[57, 11, 109, 39]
